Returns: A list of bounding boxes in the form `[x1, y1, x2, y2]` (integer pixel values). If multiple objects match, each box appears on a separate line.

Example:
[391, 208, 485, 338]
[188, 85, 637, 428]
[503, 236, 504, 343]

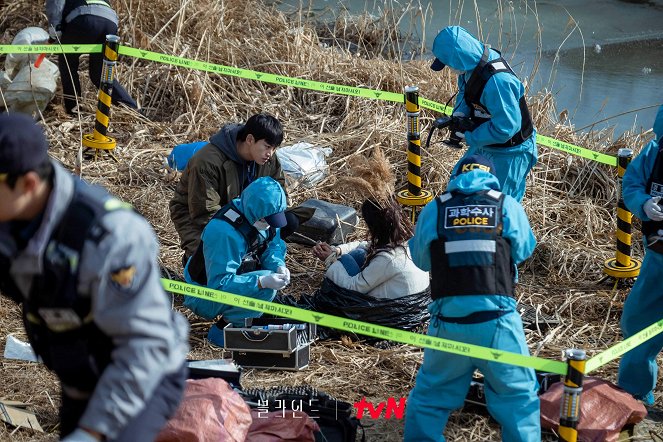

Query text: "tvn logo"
[353, 397, 406, 419]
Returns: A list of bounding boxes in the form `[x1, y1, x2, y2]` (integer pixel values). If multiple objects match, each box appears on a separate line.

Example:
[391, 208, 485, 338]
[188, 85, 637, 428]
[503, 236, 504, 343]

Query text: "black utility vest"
[187, 203, 275, 285]
[464, 46, 534, 148]
[643, 144, 663, 253]
[430, 189, 514, 300]
[0, 181, 124, 391]
[62, 0, 112, 21]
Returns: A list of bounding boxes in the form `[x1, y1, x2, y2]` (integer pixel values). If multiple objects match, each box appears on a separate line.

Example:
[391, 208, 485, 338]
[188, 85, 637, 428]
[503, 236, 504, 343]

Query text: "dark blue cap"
[456, 154, 495, 176]
[430, 58, 446, 71]
[265, 211, 287, 228]
[0, 113, 49, 177]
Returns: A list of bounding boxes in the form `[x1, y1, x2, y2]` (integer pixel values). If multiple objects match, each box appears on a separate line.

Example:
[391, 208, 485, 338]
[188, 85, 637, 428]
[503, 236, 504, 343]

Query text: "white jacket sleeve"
[325, 252, 396, 294]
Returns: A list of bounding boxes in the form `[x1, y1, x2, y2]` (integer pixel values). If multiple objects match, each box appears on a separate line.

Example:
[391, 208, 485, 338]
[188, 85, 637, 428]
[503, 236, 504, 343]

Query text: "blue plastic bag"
[167, 141, 207, 171]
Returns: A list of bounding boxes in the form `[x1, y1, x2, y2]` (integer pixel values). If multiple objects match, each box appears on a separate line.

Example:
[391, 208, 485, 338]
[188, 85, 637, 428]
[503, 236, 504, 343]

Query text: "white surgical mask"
[253, 219, 270, 231]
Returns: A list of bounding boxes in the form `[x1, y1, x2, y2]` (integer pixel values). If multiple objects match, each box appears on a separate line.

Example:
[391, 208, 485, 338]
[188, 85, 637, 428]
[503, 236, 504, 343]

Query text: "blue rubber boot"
[207, 322, 226, 347]
[635, 391, 655, 406]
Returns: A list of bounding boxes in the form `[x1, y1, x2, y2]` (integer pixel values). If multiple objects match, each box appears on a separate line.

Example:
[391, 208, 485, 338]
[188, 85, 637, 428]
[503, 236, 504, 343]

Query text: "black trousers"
[59, 14, 137, 113]
[59, 364, 187, 441]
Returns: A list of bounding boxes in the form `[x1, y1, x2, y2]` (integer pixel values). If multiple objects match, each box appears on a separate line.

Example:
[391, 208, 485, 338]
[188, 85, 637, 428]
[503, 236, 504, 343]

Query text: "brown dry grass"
[1, 0, 662, 441]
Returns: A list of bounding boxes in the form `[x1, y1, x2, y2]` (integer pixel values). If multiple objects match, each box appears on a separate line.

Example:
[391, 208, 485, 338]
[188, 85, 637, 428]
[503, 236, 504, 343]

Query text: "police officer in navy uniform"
[46, 0, 137, 114]
[0, 113, 189, 442]
[404, 154, 540, 441]
[618, 105, 663, 406]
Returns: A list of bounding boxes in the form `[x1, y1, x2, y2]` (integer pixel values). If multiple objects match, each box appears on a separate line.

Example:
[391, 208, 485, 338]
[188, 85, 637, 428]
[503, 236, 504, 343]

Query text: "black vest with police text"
[643, 144, 663, 253]
[187, 203, 275, 286]
[430, 189, 514, 299]
[22, 180, 125, 391]
[463, 46, 534, 148]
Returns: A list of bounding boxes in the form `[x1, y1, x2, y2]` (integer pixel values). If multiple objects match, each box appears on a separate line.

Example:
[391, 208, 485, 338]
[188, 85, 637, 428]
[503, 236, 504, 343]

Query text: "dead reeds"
[0, 0, 660, 440]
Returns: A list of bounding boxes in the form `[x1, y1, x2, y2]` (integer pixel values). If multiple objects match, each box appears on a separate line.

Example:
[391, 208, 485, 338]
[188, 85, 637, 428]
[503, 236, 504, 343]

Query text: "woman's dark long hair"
[361, 196, 413, 266]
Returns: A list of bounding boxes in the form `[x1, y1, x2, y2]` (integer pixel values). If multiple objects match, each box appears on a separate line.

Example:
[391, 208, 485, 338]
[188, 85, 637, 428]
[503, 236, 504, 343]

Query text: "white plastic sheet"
[3, 335, 39, 363]
[275, 142, 332, 188]
[4, 27, 50, 79]
[1, 27, 59, 115]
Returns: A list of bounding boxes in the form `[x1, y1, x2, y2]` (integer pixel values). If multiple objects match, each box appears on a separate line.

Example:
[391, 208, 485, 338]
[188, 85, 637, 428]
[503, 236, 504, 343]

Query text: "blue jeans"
[338, 249, 366, 276]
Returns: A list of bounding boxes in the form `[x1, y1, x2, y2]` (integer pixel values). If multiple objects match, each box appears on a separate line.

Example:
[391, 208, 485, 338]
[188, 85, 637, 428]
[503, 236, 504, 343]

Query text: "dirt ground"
[1, 0, 663, 441]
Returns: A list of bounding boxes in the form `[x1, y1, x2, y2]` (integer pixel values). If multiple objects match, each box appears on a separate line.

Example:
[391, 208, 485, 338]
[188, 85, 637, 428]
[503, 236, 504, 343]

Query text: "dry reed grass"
[1, 0, 661, 440]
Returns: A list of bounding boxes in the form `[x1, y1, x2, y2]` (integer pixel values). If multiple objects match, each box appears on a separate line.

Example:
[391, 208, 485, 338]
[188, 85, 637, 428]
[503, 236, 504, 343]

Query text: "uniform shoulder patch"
[110, 265, 137, 290]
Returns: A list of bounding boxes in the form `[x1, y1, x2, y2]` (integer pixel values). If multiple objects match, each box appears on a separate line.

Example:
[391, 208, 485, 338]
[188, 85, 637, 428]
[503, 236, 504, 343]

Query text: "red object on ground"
[34, 53, 46, 68]
[540, 377, 647, 442]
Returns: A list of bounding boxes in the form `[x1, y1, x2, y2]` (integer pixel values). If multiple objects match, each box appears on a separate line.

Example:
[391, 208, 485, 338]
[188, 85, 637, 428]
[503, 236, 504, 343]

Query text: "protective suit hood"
[447, 169, 501, 194]
[209, 123, 244, 164]
[235, 177, 286, 225]
[654, 104, 663, 141]
[431, 26, 485, 72]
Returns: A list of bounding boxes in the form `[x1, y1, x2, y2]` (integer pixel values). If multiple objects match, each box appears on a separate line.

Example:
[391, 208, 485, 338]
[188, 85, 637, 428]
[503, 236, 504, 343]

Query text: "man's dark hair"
[4, 161, 54, 189]
[361, 197, 413, 265]
[237, 113, 284, 147]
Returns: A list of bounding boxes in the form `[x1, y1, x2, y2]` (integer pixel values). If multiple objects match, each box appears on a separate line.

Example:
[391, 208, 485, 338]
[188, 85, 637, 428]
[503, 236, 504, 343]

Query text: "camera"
[430, 115, 477, 148]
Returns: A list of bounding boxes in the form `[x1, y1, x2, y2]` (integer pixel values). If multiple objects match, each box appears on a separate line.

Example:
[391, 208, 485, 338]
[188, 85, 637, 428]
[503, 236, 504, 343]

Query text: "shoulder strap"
[464, 46, 516, 105]
[213, 203, 260, 247]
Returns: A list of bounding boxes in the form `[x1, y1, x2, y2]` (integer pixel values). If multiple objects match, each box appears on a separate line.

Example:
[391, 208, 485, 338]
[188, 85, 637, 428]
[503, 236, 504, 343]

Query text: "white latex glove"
[259, 273, 288, 290]
[276, 266, 291, 285]
[644, 197, 663, 221]
[60, 428, 101, 442]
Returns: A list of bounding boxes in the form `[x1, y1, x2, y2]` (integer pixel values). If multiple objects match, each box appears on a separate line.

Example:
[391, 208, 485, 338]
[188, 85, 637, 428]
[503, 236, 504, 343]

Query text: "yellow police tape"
[537, 135, 617, 167]
[0, 44, 102, 54]
[585, 319, 663, 373]
[161, 278, 567, 375]
[118, 46, 404, 103]
[0, 44, 618, 167]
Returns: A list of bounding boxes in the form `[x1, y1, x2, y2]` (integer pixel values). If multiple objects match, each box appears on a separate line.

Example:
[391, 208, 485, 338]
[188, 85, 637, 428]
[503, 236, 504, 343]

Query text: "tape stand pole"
[558, 349, 586, 442]
[82, 34, 119, 161]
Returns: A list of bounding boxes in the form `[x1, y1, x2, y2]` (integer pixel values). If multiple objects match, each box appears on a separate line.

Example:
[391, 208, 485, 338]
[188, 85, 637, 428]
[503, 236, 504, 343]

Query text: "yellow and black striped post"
[558, 349, 586, 442]
[603, 148, 641, 278]
[82, 34, 119, 161]
[396, 86, 433, 222]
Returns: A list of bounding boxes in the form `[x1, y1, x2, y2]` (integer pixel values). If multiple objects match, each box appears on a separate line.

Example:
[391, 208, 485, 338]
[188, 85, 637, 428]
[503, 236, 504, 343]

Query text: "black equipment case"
[293, 199, 358, 245]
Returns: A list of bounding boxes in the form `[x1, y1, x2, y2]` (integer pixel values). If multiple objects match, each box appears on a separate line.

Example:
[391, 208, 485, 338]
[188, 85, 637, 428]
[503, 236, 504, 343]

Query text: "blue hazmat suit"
[432, 26, 537, 202]
[617, 105, 663, 401]
[404, 169, 540, 442]
[183, 177, 287, 326]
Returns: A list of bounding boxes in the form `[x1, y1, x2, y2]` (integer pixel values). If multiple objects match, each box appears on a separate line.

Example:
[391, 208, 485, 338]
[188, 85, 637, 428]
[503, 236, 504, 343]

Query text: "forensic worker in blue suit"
[183, 176, 290, 347]
[404, 154, 540, 442]
[617, 105, 663, 406]
[431, 26, 537, 202]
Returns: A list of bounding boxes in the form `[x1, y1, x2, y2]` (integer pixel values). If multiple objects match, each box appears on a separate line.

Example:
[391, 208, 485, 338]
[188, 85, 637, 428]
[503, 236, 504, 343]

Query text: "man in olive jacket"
[170, 113, 286, 262]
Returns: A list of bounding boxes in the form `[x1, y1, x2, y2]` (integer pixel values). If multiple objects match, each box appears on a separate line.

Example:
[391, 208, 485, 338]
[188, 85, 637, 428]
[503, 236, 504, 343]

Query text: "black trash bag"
[277, 278, 431, 343]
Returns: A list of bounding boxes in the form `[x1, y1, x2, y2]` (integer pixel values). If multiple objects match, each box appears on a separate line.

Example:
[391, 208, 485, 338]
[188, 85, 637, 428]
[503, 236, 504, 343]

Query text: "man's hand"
[276, 266, 291, 285]
[644, 197, 663, 221]
[60, 428, 102, 442]
[259, 273, 288, 290]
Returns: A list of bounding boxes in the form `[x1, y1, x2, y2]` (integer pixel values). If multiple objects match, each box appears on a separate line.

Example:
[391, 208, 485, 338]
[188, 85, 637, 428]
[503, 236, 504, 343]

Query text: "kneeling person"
[184, 177, 290, 346]
[404, 155, 539, 442]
